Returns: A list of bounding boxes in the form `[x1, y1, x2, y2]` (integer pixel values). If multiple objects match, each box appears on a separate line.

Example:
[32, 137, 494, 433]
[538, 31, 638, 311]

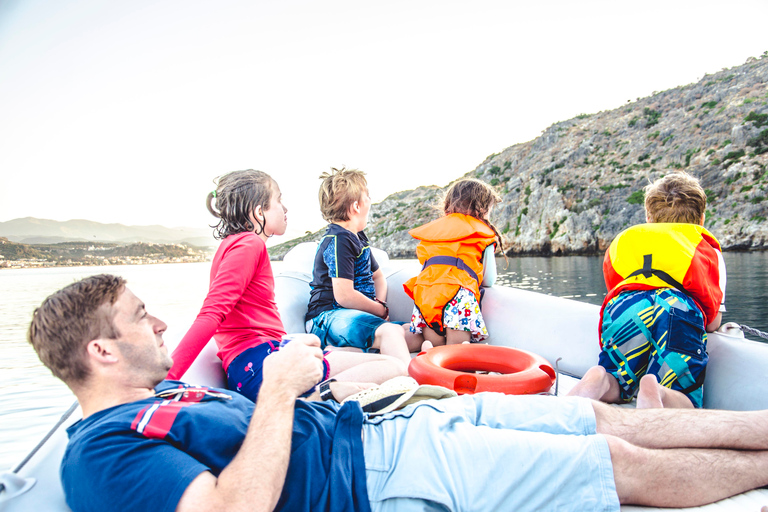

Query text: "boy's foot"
[636, 375, 664, 409]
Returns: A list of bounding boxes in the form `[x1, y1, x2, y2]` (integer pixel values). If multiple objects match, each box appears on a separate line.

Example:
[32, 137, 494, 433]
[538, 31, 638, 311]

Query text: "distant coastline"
[0, 238, 213, 269]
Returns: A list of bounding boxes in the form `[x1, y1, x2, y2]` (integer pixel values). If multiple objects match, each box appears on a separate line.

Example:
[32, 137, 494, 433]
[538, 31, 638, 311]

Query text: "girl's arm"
[481, 245, 497, 287]
[168, 238, 261, 379]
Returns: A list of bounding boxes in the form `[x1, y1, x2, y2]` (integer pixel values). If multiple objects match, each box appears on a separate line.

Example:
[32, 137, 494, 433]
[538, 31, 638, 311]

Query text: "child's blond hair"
[440, 178, 505, 253]
[318, 167, 368, 223]
[644, 172, 707, 224]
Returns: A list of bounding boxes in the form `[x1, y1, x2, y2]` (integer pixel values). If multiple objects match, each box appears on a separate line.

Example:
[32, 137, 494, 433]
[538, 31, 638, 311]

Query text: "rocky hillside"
[272, 53, 768, 259]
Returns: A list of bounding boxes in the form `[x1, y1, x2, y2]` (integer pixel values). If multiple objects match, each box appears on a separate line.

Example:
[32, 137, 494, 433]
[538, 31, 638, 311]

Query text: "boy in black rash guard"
[306, 167, 421, 364]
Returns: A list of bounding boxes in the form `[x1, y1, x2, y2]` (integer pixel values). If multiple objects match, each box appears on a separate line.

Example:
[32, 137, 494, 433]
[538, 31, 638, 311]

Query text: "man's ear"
[86, 339, 119, 365]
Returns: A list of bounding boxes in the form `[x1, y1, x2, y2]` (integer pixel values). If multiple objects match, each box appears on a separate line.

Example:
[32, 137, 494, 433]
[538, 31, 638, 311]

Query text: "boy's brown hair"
[318, 167, 368, 223]
[644, 172, 707, 225]
[28, 274, 125, 387]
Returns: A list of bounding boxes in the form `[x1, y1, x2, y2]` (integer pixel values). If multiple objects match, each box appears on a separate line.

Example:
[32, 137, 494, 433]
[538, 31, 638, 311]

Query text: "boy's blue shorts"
[598, 288, 708, 408]
[226, 341, 331, 402]
[308, 308, 389, 351]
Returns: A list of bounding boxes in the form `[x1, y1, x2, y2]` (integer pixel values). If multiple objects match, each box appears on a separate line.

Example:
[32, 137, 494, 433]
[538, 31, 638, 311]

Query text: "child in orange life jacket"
[404, 178, 504, 350]
[568, 172, 726, 409]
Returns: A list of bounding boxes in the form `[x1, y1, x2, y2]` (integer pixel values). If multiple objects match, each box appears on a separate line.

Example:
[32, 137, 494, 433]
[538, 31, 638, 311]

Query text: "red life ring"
[408, 344, 556, 395]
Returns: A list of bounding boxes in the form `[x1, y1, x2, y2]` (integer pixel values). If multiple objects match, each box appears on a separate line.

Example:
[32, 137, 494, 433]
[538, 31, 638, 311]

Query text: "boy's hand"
[263, 334, 324, 398]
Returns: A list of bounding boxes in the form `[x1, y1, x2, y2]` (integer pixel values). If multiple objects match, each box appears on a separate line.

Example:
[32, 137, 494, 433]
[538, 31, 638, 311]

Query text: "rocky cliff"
[271, 53, 768, 260]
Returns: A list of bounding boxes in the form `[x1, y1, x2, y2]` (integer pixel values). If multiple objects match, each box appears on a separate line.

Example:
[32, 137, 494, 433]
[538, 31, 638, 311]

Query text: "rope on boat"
[11, 400, 79, 474]
[740, 324, 768, 341]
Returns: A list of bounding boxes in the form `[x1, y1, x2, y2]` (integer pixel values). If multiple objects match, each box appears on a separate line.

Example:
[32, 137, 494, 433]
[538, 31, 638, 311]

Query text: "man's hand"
[263, 334, 324, 398]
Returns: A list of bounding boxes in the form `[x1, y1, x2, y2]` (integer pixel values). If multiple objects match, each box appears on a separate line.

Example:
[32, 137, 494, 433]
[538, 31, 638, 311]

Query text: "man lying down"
[28, 274, 768, 512]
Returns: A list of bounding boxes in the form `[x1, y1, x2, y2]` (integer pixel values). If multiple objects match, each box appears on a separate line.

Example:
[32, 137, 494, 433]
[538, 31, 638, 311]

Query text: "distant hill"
[270, 53, 768, 259]
[0, 217, 217, 247]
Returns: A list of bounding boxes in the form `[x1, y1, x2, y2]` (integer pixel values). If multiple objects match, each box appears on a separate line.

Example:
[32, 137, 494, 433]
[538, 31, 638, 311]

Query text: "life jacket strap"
[626, 254, 688, 294]
[422, 255, 480, 285]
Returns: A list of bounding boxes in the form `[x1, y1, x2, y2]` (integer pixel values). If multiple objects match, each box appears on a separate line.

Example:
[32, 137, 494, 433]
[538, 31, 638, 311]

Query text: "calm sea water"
[1, 252, 766, 470]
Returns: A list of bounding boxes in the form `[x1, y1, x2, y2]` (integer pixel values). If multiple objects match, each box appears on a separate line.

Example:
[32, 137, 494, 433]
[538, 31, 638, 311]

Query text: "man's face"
[110, 287, 173, 384]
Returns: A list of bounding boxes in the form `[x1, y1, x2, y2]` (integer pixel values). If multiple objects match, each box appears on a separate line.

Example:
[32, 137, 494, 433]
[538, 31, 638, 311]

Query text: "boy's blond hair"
[318, 167, 368, 223]
[644, 172, 707, 224]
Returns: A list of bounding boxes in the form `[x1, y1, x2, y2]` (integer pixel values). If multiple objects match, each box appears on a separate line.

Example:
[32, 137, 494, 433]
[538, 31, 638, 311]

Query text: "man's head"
[318, 167, 369, 224]
[644, 172, 707, 225]
[28, 274, 171, 390]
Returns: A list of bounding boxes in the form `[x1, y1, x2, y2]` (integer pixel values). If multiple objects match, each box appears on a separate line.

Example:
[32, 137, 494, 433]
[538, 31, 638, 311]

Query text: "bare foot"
[636, 374, 664, 409]
[421, 340, 434, 352]
[568, 365, 616, 401]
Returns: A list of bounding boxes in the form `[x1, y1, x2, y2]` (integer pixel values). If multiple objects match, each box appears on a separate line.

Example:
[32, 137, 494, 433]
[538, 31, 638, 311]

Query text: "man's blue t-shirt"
[306, 224, 379, 320]
[62, 381, 370, 512]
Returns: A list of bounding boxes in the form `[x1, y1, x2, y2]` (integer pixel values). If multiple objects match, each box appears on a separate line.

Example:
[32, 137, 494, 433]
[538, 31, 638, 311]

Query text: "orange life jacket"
[601, 223, 723, 340]
[403, 213, 496, 335]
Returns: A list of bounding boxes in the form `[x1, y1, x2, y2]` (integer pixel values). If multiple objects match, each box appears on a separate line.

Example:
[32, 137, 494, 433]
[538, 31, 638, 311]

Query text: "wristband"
[374, 298, 389, 319]
[319, 378, 337, 401]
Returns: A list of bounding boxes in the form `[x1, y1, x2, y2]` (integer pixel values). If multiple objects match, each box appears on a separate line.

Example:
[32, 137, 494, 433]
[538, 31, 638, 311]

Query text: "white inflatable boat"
[2, 243, 768, 511]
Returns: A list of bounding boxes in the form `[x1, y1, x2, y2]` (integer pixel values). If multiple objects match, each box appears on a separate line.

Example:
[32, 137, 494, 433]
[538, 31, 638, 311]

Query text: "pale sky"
[1, 0, 766, 242]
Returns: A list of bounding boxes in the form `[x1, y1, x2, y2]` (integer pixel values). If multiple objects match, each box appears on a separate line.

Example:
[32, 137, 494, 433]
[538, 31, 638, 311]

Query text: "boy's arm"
[372, 267, 388, 302]
[707, 250, 727, 332]
[176, 338, 324, 512]
[706, 313, 722, 333]
[331, 278, 387, 318]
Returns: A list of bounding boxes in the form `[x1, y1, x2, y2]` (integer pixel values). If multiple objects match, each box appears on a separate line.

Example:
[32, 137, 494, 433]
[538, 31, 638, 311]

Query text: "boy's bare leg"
[567, 365, 623, 403]
[636, 374, 694, 409]
[592, 400, 768, 450]
[371, 323, 412, 364]
[607, 434, 768, 507]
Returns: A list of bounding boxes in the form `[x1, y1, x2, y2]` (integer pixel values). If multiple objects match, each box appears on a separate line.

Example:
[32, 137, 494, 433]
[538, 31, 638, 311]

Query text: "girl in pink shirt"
[168, 170, 405, 401]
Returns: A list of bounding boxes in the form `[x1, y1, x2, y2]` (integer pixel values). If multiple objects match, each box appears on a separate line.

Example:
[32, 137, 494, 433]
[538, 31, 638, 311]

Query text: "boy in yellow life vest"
[569, 172, 726, 408]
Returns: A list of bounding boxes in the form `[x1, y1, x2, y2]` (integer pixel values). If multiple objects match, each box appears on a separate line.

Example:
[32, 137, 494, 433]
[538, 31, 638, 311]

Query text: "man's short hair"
[28, 274, 125, 386]
[645, 172, 707, 224]
[318, 167, 368, 223]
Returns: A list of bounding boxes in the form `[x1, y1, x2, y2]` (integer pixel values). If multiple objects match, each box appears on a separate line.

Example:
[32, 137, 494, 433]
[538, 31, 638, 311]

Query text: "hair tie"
[211, 190, 217, 198]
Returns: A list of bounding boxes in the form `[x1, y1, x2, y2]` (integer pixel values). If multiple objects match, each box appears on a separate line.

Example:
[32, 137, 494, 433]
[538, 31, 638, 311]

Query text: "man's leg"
[568, 365, 623, 403]
[607, 434, 768, 507]
[364, 396, 618, 512]
[592, 399, 768, 450]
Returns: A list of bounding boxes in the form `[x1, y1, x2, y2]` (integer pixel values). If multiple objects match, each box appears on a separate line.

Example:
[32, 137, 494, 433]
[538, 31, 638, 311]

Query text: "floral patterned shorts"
[410, 287, 488, 342]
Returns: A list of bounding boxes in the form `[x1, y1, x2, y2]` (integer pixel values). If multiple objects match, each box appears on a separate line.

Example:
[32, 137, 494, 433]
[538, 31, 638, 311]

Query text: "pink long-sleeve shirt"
[167, 231, 286, 379]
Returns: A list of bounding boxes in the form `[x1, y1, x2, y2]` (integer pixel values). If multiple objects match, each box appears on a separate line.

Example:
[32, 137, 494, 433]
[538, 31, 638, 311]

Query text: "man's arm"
[176, 337, 324, 512]
[331, 277, 387, 318]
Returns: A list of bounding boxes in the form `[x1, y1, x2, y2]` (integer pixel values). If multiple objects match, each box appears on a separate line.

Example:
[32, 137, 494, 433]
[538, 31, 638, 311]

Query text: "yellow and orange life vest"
[601, 223, 723, 335]
[403, 213, 496, 335]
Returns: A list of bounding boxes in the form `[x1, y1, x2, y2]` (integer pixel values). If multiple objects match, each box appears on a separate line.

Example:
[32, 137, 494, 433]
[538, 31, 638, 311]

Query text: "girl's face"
[254, 182, 288, 240]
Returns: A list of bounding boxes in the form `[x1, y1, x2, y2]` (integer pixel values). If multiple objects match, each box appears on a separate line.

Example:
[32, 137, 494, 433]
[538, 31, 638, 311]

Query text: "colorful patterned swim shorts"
[598, 288, 708, 408]
[410, 287, 488, 342]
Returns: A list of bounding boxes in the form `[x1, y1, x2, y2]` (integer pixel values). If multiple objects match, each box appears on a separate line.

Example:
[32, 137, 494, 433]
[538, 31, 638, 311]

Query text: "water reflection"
[495, 255, 606, 306]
